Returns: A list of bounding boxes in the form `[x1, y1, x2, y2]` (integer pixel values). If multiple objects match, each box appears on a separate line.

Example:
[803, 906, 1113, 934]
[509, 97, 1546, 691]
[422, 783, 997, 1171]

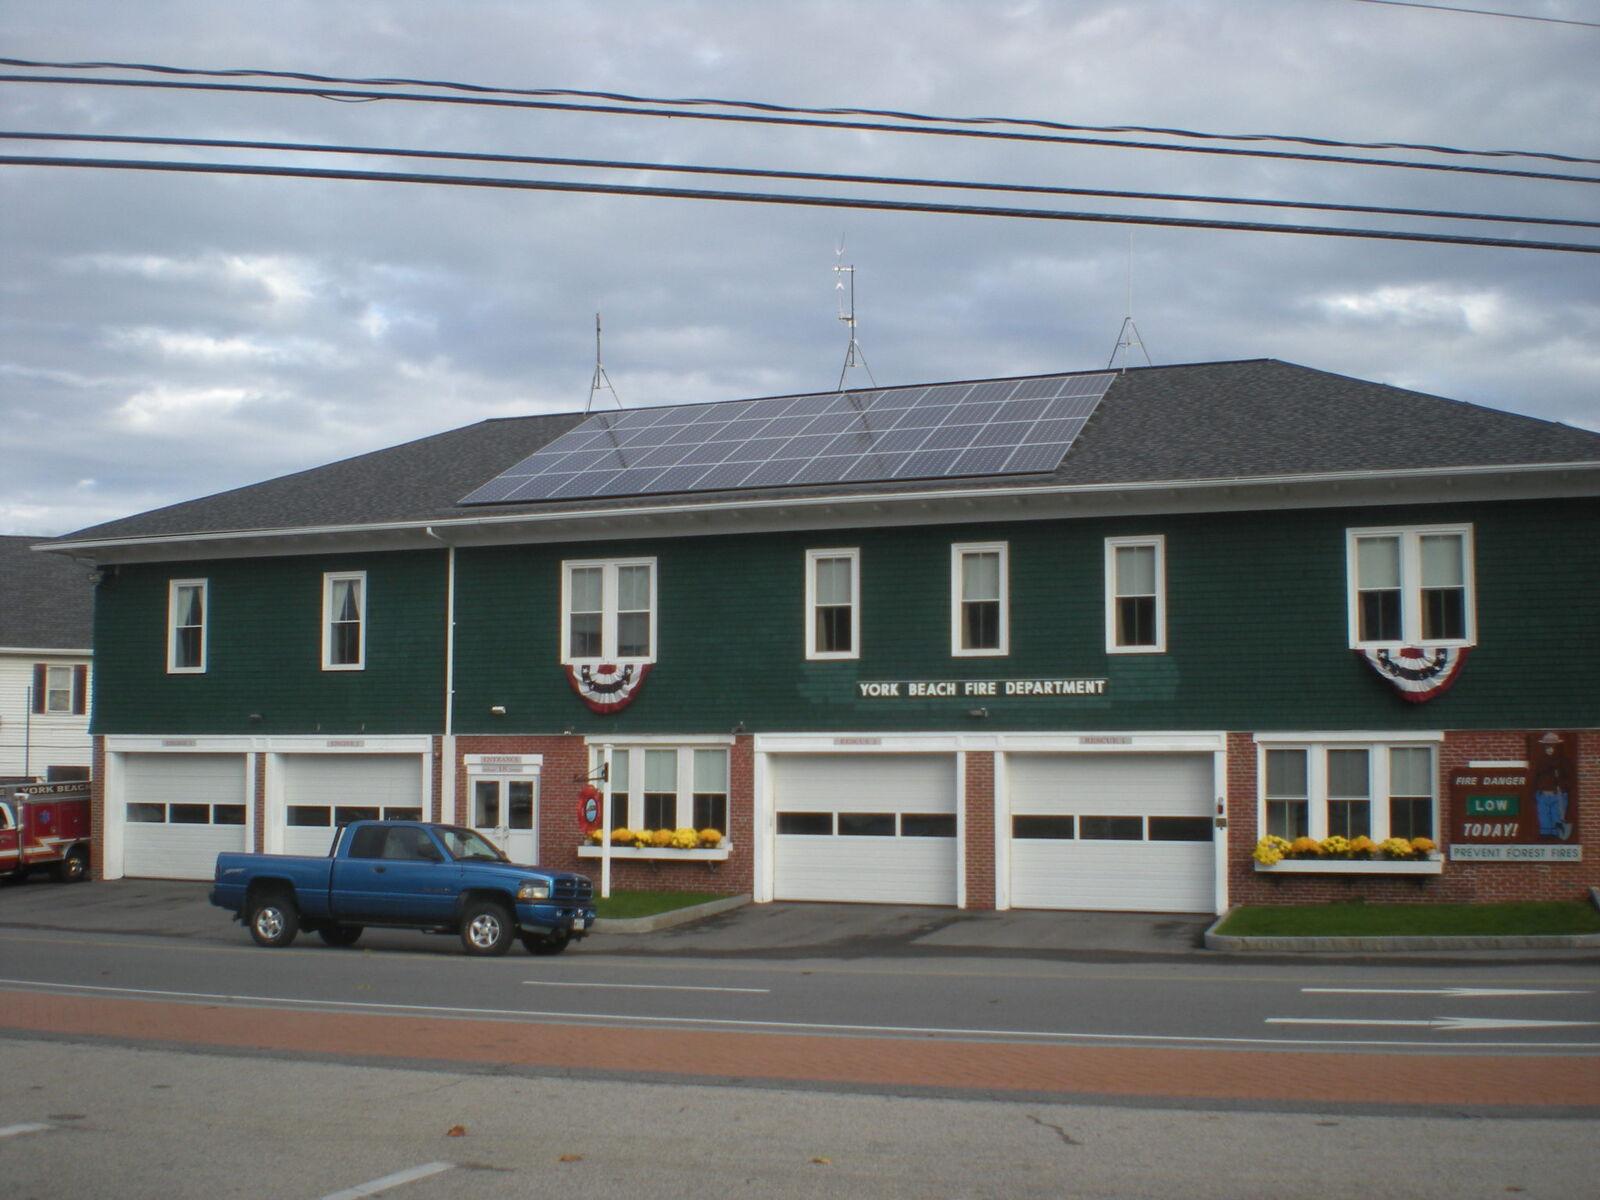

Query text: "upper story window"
[805, 548, 859, 660]
[322, 571, 366, 671]
[1258, 738, 1439, 842]
[1348, 525, 1474, 647]
[45, 665, 73, 712]
[167, 579, 208, 674]
[562, 558, 656, 664]
[951, 542, 1008, 656]
[32, 663, 86, 715]
[1105, 536, 1166, 654]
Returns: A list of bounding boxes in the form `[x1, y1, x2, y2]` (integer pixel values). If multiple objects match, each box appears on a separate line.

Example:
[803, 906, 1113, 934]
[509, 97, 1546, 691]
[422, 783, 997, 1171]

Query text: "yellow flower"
[1411, 836, 1437, 854]
[1252, 837, 1285, 866]
[1349, 835, 1376, 856]
[670, 827, 699, 849]
[1379, 837, 1414, 859]
[588, 828, 604, 844]
[610, 827, 634, 845]
[1321, 835, 1352, 859]
[1289, 836, 1322, 858]
[698, 828, 724, 848]
[631, 830, 653, 848]
[650, 828, 674, 848]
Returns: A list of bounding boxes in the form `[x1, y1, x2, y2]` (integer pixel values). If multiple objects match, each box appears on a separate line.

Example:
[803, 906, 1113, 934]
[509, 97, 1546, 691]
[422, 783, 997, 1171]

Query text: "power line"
[2, 55, 1590, 165]
[1348, 0, 1600, 29]
[5, 73, 1598, 187]
[6, 153, 1596, 255]
[7, 131, 1594, 231]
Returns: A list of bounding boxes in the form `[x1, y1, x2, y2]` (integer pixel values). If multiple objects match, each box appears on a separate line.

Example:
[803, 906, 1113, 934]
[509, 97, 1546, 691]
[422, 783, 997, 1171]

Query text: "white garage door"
[280, 755, 424, 857]
[772, 754, 957, 905]
[1008, 754, 1215, 913]
[122, 754, 248, 880]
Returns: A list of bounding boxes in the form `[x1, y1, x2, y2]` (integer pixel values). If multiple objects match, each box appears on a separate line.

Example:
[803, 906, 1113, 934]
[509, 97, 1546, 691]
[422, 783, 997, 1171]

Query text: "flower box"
[1254, 856, 1442, 875]
[578, 844, 731, 862]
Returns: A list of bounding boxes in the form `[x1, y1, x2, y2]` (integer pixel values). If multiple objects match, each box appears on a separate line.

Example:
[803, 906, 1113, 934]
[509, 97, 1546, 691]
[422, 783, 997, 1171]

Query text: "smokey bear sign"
[1449, 731, 1582, 862]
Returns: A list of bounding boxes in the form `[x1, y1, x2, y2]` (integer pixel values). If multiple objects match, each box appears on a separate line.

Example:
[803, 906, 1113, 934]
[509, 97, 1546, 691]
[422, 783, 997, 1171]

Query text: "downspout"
[425, 528, 456, 824]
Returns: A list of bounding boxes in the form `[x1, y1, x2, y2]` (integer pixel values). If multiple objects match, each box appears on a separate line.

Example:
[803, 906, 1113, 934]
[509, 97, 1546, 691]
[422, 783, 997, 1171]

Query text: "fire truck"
[0, 781, 91, 882]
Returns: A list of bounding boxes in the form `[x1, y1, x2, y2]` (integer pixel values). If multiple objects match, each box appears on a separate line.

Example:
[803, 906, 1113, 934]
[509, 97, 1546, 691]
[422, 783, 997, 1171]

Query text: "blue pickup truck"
[210, 821, 596, 957]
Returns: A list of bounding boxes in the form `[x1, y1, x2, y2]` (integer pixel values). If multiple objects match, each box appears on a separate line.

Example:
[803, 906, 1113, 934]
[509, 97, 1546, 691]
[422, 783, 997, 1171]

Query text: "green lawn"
[1215, 900, 1600, 938]
[593, 889, 728, 920]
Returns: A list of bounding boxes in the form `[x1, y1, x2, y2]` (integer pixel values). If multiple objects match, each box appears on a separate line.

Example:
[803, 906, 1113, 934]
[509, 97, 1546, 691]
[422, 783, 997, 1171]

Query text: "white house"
[0, 536, 93, 781]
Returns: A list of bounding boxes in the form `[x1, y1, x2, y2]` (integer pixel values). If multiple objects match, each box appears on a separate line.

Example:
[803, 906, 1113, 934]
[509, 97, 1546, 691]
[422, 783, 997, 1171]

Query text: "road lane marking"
[1303, 987, 1588, 998]
[320, 1162, 452, 1200]
[0, 1123, 50, 1139]
[4, 978, 1600, 1050]
[1269, 1016, 1599, 1031]
[523, 980, 769, 994]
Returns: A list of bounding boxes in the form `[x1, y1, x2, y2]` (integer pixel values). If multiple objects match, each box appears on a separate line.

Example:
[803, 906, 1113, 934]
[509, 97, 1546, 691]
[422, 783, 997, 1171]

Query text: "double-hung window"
[1258, 738, 1439, 842]
[805, 548, 859, 660]
[1348, 525, 1474, 647]
[952, 542, 1007, 656]
[45, 665, 73, 713]
[322, 571, 366, 670]
[1105, 536, 1166, 653]
[167, 579, 208, 673]
[591, 744, 731, 836]
[563, 558, 656, 664]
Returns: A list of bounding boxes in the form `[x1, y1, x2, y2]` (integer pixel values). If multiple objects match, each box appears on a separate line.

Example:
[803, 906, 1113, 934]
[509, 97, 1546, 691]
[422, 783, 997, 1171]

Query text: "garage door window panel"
[777, 812, 832, 835]
[1013, 815, 1076, 839]
[1148, 816, 1212, 841]
[127, 803, 166, 823]
[1080, 815, 1143, 840]
[839, 812, 896, 836]
[901, 813, 957, 837]
[288, 806, 331, 827]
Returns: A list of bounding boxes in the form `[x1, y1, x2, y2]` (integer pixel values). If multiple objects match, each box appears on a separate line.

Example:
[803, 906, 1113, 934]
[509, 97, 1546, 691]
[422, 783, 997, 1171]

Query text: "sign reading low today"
[1449, 730, 1582, 862]
[857, 678, 1108, 699]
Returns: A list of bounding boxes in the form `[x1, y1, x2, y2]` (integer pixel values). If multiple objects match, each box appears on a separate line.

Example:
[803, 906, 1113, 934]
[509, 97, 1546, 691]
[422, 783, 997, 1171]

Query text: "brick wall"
[1228, 728, 1597, 905]
[965, 750, 995, 910]
[89, 735, 105, 880]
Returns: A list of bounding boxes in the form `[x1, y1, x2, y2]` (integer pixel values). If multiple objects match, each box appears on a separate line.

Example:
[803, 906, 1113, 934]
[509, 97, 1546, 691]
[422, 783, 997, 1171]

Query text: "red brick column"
[90, 736, 105, 880]
[964, 750, 996, 910]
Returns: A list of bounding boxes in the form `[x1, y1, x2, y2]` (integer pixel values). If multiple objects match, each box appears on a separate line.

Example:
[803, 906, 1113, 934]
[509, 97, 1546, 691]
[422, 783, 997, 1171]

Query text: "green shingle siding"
[92, 498, 1599, 736]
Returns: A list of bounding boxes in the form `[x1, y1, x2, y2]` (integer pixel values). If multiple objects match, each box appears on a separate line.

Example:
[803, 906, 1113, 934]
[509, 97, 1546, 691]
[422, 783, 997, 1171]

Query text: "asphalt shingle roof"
[0, 536, 95, 648]
[56, 359, 1600, 545]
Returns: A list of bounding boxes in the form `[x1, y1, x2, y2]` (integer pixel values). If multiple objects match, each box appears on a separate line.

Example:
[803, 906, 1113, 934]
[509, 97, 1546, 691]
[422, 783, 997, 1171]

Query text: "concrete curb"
[1203, 906, 1600, 953]
[590, 893, 752, 934]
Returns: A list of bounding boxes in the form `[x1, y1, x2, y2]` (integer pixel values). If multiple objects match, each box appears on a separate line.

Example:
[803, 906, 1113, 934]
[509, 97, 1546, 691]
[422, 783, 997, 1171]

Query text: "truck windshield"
[438, 827, 508, 863]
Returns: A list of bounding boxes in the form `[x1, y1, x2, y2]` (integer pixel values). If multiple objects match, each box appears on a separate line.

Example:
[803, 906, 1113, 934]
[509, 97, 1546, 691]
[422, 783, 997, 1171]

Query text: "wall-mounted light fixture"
[732, 721, 747, 735]
[966, 707, 989, 719]
[489, 705, 507, 716]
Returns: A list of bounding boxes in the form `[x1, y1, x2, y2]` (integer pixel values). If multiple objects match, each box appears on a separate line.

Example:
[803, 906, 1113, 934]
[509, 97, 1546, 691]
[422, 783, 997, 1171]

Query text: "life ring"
[577, 783, 602, 832]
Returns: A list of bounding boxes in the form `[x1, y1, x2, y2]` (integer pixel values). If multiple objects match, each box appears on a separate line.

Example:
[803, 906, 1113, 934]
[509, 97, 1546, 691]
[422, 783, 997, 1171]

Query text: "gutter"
[34, 458, 1600, 560]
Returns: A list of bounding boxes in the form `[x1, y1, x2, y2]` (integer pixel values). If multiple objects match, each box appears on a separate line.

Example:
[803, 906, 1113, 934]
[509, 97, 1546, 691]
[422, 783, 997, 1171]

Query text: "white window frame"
[44, 665, 73, 713]
[166, 578, 208, 674]
[805, 548, 860, 661]
[1346, 523, 1475, 649]
[560, 557, 658, 666]
[951, 541, 1009, 657]
[1254, 735, 1441, 844]
[321, 571, 367, 672]
[589, 742, 733, 839]
[1104, 535, 1167, 654]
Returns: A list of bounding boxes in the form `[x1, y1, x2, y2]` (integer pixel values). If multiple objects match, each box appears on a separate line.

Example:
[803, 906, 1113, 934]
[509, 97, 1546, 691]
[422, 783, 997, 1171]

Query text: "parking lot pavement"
[0, 876, 1215, 958]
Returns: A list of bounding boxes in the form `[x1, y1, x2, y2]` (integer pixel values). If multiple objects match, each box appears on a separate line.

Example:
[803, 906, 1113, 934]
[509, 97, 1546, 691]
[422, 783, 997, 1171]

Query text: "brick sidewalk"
[3, 989, 1596, 1109]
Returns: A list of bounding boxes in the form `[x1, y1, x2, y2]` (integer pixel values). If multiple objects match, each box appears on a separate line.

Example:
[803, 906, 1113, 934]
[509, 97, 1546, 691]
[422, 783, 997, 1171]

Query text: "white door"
[772, 754, 957, 905]
[470, 777, 538, 865]
[121, 754, 247, 880]
[1007, 753, 1215, 913]
[280, 755, 424, 857]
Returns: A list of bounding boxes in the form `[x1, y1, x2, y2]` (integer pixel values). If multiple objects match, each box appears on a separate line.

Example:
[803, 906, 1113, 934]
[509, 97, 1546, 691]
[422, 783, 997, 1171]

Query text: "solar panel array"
[459, 371, 1116, 506]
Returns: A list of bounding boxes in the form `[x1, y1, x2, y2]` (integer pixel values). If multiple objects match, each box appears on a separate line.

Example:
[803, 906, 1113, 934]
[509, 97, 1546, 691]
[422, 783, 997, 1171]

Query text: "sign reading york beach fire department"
[858, 678, 1108, 699]
[1449, 731, 1582, 862]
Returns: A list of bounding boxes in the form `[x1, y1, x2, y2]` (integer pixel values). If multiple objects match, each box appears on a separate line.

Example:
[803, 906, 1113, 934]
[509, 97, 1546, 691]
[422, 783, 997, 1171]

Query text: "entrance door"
[471, 777, 537, 865]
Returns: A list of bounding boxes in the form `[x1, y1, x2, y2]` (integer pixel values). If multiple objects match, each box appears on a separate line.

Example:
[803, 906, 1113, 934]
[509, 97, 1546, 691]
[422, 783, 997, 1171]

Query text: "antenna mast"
[586, 312, 623, 414]
[834, 242, 877, 392]
[1106, 232, 1153, 372]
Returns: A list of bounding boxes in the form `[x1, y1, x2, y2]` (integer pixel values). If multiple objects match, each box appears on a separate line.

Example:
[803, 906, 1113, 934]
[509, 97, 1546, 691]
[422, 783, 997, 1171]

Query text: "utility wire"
[6, 154, 1596, 255]
[5, 73, 1598, 187]
[1348, 0, 1600, 29]
[2, 55, 1591, 165]
[7, 130, 1595, 231]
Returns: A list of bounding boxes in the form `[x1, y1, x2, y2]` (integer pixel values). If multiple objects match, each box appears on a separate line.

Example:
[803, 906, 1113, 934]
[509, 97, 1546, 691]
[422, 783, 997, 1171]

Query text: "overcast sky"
[3, 0, 1597, 537]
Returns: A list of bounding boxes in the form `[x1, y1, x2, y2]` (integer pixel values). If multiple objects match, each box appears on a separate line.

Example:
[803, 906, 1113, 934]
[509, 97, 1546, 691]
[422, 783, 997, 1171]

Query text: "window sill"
[578, 845, 731, 862]
[1254, 857, 1442, 875]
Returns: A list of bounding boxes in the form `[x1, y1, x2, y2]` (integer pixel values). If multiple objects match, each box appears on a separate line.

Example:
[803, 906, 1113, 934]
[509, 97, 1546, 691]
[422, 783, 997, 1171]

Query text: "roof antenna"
[1106, 231, 1153, 373]
[834, 239, 877, 392]
[586, 312, 623, 414]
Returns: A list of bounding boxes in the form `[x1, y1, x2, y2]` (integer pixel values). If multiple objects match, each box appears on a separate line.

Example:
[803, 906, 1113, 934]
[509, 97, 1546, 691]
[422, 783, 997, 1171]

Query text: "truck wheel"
[56, 848, 89, 883]
[317, 924, 363, 948]
[248, 891, 300, 948]
[460, 900, 514, 957]
[520, 931, 571, 956]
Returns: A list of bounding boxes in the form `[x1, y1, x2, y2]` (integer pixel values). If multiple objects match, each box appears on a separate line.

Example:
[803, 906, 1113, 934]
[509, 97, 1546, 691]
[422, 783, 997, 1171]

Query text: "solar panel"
[459, 371, 1116, 506]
